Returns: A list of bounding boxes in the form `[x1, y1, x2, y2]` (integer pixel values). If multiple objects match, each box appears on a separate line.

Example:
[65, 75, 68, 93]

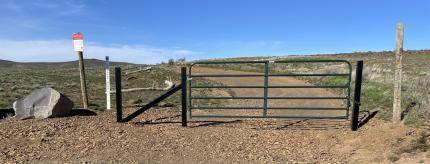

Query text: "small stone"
[127, 99, 142, 105]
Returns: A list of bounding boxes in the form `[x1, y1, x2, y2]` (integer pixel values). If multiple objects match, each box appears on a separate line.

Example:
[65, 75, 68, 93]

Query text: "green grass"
[387, 154, 400, 162]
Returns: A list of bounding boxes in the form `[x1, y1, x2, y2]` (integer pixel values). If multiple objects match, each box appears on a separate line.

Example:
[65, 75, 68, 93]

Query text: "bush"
[168, 59, 175, 65]
[177, 58, 186, 62]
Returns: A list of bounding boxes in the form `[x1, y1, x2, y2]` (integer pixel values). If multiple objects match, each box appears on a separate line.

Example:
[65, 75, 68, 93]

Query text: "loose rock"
[12, 87, 73, 119]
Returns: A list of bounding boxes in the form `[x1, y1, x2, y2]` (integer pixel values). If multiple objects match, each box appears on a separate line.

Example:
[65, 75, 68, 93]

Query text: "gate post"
[351, 60, 363, 131]
[181, 67, 187, 127]
[115, 67, 123, 122]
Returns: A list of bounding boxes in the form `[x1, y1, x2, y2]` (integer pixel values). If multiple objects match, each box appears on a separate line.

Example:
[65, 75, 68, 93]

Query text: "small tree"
[177, 57, 186, 62]
[168, 58, 175, 65]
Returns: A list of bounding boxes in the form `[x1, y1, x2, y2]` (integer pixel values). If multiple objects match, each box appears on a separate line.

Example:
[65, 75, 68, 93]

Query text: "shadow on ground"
[67, 108, 98, 117]
[0, 108, 14, 119]
[132, 115, 352, 130]
[358, 110, 379, 128]
[1, 108, 97, 119]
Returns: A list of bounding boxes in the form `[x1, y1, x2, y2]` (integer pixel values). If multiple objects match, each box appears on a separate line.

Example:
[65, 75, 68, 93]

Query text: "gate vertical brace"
[346, 62, 352, 118]
[115, 67, 123, 122]
[263, 62, 269, 117]
[181, 67, 187, 127]
[351, 60, 363, 131]
[188, 67, 193, 119]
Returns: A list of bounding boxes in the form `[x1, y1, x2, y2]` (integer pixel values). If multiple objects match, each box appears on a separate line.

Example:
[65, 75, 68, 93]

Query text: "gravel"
[0, 108, 426, 163]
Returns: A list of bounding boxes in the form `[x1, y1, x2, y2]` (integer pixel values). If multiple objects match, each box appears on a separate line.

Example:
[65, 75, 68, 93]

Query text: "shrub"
[168, 58, 175, 65]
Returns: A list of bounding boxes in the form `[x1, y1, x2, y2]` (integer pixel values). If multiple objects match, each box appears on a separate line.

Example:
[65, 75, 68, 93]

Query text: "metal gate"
[188, 59, 353, 119]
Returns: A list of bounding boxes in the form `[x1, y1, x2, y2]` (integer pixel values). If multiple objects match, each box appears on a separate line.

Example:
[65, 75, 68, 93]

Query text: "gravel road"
[1, 108, 427, 163]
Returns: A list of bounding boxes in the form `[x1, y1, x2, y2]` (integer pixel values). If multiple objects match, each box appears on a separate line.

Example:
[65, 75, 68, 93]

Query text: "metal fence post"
[115, 67, 123, 122]
[351, 60, 363, 131]
[181, 67, 187, 127]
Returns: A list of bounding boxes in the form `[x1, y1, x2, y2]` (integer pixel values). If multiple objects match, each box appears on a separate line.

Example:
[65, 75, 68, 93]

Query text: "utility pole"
[392, 23, 404, 123]
[73, 32, 89, 109]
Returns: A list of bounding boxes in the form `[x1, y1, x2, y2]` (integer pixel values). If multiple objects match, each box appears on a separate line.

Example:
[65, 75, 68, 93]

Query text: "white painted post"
[105, 56, 111, 110]
[392, 23, 404, 123]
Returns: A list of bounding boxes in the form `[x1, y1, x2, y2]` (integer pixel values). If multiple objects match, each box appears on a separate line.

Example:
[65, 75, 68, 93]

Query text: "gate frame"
[188, 59, 363, 130]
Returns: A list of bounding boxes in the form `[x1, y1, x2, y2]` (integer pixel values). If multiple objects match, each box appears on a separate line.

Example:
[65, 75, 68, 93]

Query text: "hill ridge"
[0, 58, 134, 68]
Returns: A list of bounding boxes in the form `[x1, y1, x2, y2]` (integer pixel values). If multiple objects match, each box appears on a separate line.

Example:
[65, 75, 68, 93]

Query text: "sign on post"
[72, 32, 89, 109]
[73, 32, 84, 52]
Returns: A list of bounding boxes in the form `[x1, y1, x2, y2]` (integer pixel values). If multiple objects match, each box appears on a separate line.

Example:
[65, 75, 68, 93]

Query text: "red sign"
[72, 32, 84, 40]
[72, 32, 84, 52]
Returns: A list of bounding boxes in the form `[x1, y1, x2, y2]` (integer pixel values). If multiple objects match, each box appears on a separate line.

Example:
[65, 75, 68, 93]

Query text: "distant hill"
[193, 49, 430, 62]
[0, 59, 134, 69]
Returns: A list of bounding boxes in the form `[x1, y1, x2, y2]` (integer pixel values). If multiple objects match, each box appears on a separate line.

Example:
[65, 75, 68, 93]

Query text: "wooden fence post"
[392, 23, 404, 123]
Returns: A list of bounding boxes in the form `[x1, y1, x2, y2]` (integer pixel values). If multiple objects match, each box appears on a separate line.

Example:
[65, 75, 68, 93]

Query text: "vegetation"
[387, 154, 400, 162]
[0, 59, 181, 110]
[0, 58, 229, 112]
[2, 50, 430, 125]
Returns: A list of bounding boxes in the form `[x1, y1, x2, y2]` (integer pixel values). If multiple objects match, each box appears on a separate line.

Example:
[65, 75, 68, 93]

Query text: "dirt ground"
[1, 67, 429, 163]
[0, 108, 428, 163]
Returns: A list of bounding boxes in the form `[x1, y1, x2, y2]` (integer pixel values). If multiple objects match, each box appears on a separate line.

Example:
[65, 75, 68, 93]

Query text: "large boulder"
[13, 87, 74, 119]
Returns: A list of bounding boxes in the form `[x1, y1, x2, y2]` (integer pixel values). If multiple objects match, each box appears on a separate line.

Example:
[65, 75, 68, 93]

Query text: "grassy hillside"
[0, 59, 228, 113]
[0, 59, 131, 69]
[0, 60, 183, 110]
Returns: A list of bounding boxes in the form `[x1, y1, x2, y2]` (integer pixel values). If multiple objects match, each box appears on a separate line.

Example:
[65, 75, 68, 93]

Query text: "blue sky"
[0, 0, 429, 64]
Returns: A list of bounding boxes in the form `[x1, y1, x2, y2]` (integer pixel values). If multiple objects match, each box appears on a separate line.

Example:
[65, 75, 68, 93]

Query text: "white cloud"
[0, 40, 201, 64]
[1, 0, 86, 15]
[0, 0, 87, 32]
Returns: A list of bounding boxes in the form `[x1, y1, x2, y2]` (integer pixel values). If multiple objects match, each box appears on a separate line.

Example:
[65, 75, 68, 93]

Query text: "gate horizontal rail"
[190, 73, 350, 77]
[191, 96, 348, 99]
[191, 85, 348, 88]
[190, 115, 348, 119]
[191, 106, 347, 110]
